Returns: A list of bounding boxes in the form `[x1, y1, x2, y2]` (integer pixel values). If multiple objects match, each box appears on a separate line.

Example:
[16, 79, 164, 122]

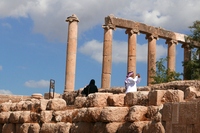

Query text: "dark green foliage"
[151, 57, 182, 84]
[182, 48, 200, 80]
[188, 20, 200, 43]
[182, 20, 200, 80]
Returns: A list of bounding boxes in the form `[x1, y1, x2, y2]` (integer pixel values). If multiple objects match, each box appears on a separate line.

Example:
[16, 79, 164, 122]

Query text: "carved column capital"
[66, 14, 79, 22]
[102, 24, 116, 30]
[181, 43, 191, 49]
[145, 34, 158, 40]
[165, 39, 178, 45]
[125, 28, 139, 35]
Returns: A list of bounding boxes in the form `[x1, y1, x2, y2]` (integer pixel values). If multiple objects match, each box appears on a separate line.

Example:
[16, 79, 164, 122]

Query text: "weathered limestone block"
[146, 105, 162, 121]
[10, 103, 17, 111]
[100, 107, 129, 122]
[16, 101, 25, 111]
[98, 87, 125, 94]
[107, 94, 125, 106]
[0, 95, 30, 104]
[38, 99, 48, 111]
[0, 112, 10, 123]
[163, 90, 184, 103]
[22, 100, 34, 111]
[40, 123, 59, 133]
[172, 124, 186, 133]
[184, 86, 200, 100]
[143, 121, 165, 133]
[0, 102, 12, 112]
[86, 107, 103, 122]
[53, 111, 66, 122]
[148, 90, 166, 106]
[9, 111, 22, 123]
[194, 123, 200, 133]
[105, 122, 122, 133]
[126, 105, 148, 122]
[18, 123, 30, 133]
[40, 122, 71, 133]
[40, 111, 53, 123]
[74, 97, 87, 108]
[73, 107, 103, 122]
[19, 111, 32, 123]
[65, 109, 78, 123]
[62, 91, 78, 105]
[117, 121, 149, 133]
[73, 108, 88, 122]
[2, 123, 16, 133]
[86, 93, 113, 107]
[124, 91, 149, 106]
[70, 122, 94, 133]
[53, 110, 78, 123]
[161, 103, 172, 122]
[138, 86, 151, 91]
[29, 123, 41, 133]
[92, 122, 107, 133]
[30, 112, 40, 123]
[44, 92, 62, 99]
[29, 99, 41, 112]
[179, 102, 198, 124]
[46, 98, 66, 111]
[57, 122, 72, 133]
[164, 121, 172, 133]
[162, 102, 180, 124]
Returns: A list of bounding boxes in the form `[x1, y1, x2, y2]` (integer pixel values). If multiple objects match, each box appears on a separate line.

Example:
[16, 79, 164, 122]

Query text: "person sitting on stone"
[81, 79, 98, 96]
[124, 71, 141, 93]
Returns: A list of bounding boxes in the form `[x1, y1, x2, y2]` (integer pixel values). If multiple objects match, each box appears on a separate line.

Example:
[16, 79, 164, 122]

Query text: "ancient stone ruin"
[1, 15, 200, 133]
[1, 80, 200, 133]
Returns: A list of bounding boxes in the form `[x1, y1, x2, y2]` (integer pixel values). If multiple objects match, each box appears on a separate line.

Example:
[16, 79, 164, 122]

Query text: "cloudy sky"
[0, 0, 200, 96]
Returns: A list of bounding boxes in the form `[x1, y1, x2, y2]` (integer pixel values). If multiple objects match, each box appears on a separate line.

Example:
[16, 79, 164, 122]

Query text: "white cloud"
[79, 40, 103, 63]
[24, 79, 49, 88]
[0, 89, 12, 95]
[79, 39, 167, 63]
[0, 65, 2, 71]
[1, 0, 200, 42]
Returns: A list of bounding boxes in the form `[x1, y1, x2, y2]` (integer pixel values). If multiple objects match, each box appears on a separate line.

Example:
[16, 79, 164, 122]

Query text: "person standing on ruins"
[124, 71, 141, 93]
[81, 79, 98, 96]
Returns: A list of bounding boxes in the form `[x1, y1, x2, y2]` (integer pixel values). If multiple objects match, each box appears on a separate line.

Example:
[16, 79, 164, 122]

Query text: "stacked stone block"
[1, 81, 200, 132]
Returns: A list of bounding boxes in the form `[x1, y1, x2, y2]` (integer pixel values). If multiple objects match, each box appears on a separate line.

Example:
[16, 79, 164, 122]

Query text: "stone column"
[101, 24, 115, 89]
[181, 43, 191, 80]
[146, 34, 157, 85]
[166, 39, 177, 72]
[125, 28, 139, 74]
[64, 14, 79, 92]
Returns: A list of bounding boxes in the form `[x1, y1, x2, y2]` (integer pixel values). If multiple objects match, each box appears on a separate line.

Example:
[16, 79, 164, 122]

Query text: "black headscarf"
[82, 79, 98, 96]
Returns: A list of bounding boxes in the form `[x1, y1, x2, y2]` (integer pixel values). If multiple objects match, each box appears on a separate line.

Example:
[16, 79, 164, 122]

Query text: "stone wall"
[1, 80, 200, 133]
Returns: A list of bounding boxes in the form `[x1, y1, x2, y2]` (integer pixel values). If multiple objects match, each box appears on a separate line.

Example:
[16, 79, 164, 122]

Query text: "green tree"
[151, 57, 182, 84]
[183, 20, 200, 80]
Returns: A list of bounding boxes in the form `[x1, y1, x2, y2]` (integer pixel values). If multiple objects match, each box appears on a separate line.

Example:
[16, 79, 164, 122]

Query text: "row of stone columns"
[101, 26, 179, 88]
[64, 14, 191, 92]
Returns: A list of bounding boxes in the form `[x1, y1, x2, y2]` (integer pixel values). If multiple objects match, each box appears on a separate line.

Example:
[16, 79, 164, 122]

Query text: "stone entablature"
[1, 80, 200, 132]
